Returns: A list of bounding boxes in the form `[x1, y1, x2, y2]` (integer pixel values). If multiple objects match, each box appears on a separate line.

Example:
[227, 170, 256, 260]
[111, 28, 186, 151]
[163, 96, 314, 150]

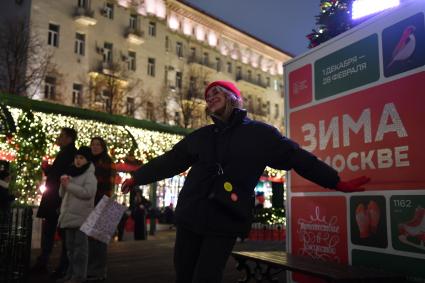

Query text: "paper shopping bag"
[80, 195, 126, 244]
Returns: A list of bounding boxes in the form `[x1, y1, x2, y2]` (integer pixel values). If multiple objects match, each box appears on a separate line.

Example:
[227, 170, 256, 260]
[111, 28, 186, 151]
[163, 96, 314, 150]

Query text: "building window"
[227, 62, 232, 73]
[147, 57, 155, 77]
[203, 52, 209, 65]
[266, 77, 270, 87]
[164, 66, 168, 83]
[103, 42, 113, 63]
[72, 83, 83, 105]
[165, 36, 170, 52]
[48, 23, 60, 47]
[248, 70, 252, 80]
[103, 2, 114, 19]
[236, 66, 242, 78]
[146, 101, 155, 120]
[78, 0, 89, 8]
[175, 71, 182, 89]
[128, 51, 136, 71]
[176, 42, 183, 58]
[273, 79, 279, 91]
[101, 90, 111, 111]
[174, 111, 180, 125]
[189, 76, 196, 92]
[126, 97, 135, 116]
[148, 21, 156, 36]
[274, 103, 279, 119]
[129, 14, 138, 29]
[190, 47, 196, 59]
[74, 33, 85, 55]
[216, 57, 221, 72]
[44, 76, 56, 99]
[257, 74, 262, 84]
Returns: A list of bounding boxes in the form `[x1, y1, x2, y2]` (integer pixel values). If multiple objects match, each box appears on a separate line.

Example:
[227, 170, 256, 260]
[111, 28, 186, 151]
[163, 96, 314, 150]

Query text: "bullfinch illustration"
[387, 25, 416, 68]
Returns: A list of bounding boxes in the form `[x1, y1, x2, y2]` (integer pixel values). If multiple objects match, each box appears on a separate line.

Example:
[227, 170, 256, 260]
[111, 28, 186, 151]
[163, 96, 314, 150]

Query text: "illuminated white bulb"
[39, 184, 46, 194]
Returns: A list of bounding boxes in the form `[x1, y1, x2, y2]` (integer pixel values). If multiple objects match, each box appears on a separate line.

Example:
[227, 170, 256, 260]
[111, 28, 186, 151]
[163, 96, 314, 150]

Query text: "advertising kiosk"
[284, 1, 425, 282]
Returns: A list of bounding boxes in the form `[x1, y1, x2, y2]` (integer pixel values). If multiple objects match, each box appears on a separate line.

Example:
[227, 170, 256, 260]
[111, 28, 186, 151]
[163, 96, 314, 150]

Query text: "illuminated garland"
[253, 208, 286, 225]
[7, 111, 47, 204]
[1, 107, 182, 205]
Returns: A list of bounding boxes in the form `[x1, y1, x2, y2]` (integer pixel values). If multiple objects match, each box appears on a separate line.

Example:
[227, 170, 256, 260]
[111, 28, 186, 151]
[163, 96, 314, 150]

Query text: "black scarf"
[66, 162, 91, 177]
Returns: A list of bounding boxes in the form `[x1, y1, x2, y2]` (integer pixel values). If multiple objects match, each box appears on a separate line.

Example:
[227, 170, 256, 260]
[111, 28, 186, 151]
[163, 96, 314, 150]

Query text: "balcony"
[236, 74, 269, 89]
[73, 7, 97, 26]
[246, 103, 268, 118]
[125, 27, 144, 45]
[187, 56, 216, 71]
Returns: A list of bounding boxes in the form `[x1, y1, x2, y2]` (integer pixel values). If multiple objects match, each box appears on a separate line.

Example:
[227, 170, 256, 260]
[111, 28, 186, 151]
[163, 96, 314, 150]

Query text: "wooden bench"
[231, 251, 405, 283]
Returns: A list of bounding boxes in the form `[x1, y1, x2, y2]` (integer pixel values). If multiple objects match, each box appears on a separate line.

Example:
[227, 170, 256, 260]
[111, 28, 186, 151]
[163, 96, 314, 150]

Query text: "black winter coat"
[37, 143, 77, 220]
[132, 109, 340, 237]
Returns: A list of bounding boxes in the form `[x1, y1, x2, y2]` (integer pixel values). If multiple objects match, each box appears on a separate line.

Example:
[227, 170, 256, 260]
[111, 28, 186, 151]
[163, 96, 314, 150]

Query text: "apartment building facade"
[1, 0, 292, 131]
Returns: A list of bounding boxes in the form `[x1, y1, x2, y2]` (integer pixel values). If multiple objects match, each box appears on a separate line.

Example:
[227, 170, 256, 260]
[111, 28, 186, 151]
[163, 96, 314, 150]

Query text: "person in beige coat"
[58, 146, 97, 283]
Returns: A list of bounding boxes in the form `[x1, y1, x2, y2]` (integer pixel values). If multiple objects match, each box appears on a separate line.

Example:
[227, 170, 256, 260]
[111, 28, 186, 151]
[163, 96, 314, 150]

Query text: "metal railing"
[236, 74, 269, 89]
[0, 207, 33, 283]
[74, 7, 95, 18]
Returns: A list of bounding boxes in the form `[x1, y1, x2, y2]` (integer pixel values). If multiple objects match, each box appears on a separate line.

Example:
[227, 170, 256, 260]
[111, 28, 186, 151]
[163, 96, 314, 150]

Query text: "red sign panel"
[289, 72, 425, 192]
[291, 196, 348, 282]
[288, 64, 313, 109]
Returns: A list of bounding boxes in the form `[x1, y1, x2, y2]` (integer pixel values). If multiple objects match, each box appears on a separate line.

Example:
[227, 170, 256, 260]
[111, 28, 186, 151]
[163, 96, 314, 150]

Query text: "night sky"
[183, 0, 321, 57]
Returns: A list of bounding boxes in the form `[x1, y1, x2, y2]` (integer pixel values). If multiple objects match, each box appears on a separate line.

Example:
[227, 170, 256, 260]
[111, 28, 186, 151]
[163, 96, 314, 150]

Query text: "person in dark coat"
[131, 191, 149, 240]
[86, 137, 116, 281]
[121, 81, 370, 283]
[33, 127, 77, 275]
[0, 160, 15, 224]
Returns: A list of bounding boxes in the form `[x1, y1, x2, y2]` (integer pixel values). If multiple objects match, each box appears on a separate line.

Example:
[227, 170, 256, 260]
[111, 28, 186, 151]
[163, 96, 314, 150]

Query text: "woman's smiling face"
[205, 86, 227, 115]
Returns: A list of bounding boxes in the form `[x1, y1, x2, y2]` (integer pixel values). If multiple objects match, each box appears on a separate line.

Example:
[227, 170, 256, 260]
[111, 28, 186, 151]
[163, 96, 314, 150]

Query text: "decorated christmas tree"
[307, 0, 355, 48]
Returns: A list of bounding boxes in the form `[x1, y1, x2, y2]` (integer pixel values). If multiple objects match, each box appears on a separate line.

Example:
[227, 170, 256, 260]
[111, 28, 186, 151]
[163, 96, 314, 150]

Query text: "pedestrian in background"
[121, 80, 370, 283]
[33, 128, 77, 278]
[131, 191, 149, 240]
[58, 146, 97, 283]
[86, 137, 116, 281]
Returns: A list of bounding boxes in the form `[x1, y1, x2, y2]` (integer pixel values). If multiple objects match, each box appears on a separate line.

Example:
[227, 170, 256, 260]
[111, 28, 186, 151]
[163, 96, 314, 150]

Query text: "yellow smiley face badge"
[223, 182, 233, 192]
